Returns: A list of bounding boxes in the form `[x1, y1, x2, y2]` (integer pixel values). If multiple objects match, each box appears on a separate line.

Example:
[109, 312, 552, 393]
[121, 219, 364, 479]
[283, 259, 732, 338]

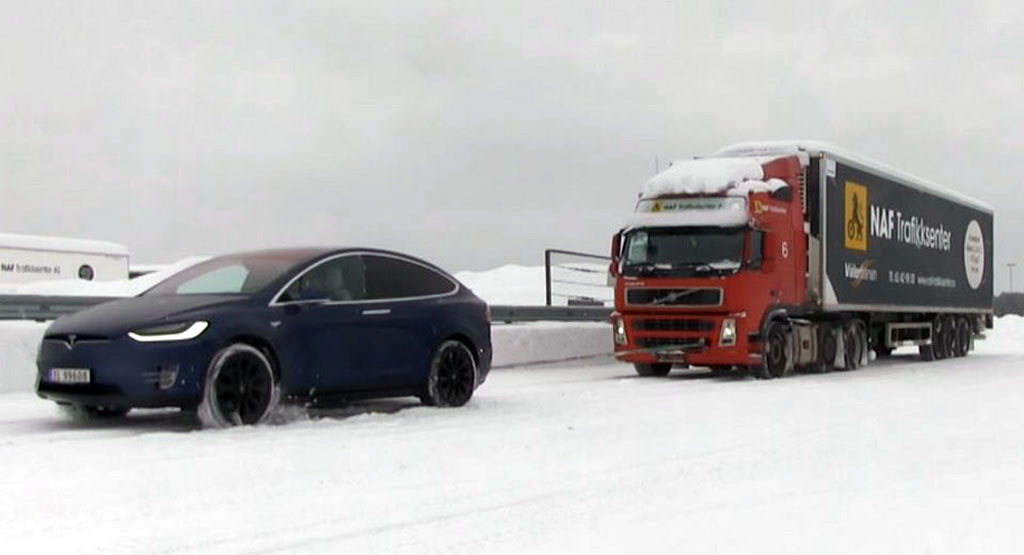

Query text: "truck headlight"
[719, 319, 737, 347]
[129, 321, 209, 343]
[614, 317, 628, 346]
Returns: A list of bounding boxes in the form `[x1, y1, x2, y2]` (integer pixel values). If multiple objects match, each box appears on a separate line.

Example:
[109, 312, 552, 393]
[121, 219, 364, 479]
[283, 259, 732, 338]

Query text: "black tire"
[930, 316, 950, 360]
[422, 340, 478, 407]
[812, 325, 838, 373]
[634, 362, 672, 377]
[840, 321, 866, 371]
[954, 317, 972, 357]
[198, 343, 280, 428]
[940, 315, 957, 359]
[58, 404, 130, 420]
[755, 322, 790, 379]
[875, 346, 894, 358]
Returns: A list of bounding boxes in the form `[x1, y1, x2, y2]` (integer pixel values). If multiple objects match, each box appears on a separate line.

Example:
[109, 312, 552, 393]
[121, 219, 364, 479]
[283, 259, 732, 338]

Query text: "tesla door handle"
[362, 309, 391, 316]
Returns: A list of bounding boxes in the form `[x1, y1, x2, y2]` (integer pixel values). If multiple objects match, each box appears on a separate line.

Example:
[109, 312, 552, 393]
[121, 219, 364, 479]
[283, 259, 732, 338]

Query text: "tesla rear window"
[363, 255, 457, 299]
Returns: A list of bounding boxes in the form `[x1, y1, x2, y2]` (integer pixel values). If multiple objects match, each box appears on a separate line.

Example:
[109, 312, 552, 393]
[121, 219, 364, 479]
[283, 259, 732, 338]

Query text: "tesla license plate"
[49, 368, 91, 384]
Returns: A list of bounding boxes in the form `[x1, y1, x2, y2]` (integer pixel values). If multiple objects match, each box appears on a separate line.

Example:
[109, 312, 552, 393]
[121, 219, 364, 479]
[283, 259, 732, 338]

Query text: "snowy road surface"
[4, 320, 1024, 553]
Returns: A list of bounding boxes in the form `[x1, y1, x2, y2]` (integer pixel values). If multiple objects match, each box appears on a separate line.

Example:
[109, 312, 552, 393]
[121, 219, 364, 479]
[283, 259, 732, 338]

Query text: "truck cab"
[610, 154, 807, 376]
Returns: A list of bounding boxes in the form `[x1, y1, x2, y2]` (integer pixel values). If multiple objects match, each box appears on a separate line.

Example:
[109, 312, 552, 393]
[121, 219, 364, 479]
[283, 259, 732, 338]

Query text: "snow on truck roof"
[641, 157, 790, 199]
[715, 140, 993, 213]
[0, 232, 129, 256]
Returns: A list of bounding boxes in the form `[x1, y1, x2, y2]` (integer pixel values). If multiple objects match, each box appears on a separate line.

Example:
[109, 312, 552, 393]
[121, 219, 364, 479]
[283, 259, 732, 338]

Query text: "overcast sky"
[1, 1, 1022, 288]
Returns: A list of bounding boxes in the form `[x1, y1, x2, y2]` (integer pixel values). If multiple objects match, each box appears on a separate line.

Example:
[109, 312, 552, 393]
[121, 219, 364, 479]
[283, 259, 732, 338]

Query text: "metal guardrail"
[0, 295, 611, 323]
[490, 305, 612, 323]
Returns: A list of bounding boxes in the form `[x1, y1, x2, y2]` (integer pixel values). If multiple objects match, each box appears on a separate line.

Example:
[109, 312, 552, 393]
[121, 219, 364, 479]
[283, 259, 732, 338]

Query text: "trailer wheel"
[953, 317, 971, 357]
[755, 321, 791, 379]
[931, 316, 953, 360]
[634, 363, 672, 377]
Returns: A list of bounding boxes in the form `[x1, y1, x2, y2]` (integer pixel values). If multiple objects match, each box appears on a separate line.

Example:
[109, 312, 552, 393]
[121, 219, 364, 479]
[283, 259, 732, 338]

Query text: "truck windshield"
[621, 227, 744, 277]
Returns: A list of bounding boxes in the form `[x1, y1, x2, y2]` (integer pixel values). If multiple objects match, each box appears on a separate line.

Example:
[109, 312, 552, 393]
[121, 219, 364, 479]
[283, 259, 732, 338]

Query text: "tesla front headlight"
[719, 319, 737, 347]
[614, 317, 628, 346]
[128, 321, 209, 343]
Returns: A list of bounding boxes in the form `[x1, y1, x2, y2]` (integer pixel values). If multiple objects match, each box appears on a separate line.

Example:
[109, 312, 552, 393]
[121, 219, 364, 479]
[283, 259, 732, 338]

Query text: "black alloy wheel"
[213, 352, 274, 425]
[199, 344, 279, 427]
[634, 362, 672, 377]
[424, 340, 477, 407]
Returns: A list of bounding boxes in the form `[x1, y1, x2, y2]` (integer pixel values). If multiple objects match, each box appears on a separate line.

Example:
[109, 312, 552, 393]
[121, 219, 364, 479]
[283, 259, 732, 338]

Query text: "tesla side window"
[362, 255, 457, 300]
[280, 255, 367, 302]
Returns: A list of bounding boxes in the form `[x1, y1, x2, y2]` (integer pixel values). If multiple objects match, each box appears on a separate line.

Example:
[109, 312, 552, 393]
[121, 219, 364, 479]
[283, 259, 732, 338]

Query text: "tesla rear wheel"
[198, 344, 280, 428]
[422, 340, 477, 407]
[634, 363, 672, 377]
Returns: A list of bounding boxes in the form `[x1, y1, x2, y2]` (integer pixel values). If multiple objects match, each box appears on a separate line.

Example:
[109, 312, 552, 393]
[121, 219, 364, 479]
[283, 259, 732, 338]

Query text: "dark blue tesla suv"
[36, 248, 492, 427]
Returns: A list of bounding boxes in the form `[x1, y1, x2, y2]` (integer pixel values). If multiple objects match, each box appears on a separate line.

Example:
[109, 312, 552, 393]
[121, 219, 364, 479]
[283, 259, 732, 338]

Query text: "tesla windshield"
[144, 252, 314, 296]
[622, 227, 744, 277]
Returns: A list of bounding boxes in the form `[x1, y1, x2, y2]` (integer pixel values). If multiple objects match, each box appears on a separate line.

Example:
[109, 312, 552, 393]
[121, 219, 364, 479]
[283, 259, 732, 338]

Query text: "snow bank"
[491, 322, 610, 367]
[0, 256, 209, 296]
[0, 321, 45, 393]
[455, 264, 547, 305]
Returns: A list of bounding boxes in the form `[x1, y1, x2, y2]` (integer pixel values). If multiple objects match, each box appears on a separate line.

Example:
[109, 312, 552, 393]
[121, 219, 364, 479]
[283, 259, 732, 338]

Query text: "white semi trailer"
[0, 233, 129, 285]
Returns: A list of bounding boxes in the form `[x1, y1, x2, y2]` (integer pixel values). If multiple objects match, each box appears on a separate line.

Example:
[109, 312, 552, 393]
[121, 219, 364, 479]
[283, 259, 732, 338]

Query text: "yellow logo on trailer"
[844, 181, 868, 251]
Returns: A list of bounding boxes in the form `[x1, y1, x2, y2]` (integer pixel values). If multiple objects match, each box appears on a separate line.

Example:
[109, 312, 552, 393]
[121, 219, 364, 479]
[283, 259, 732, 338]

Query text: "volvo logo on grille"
[64, 334, 77, 350]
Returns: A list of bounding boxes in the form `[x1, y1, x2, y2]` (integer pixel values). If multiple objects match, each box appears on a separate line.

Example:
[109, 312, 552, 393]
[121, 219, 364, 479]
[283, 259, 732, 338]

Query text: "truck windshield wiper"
[625, 262, 671, 276]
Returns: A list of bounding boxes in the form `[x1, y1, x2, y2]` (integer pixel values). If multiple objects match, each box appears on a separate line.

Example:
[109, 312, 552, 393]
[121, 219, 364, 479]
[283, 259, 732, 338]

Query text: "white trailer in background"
[0, 233, 129, 285]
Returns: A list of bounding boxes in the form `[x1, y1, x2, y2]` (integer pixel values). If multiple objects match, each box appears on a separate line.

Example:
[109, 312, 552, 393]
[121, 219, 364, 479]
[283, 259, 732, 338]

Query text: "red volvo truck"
[610, 141, 994, 378]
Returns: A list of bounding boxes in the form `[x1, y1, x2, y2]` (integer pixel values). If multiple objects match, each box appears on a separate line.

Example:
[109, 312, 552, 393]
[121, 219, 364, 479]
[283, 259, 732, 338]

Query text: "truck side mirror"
[749, 230, 765, 270]
[609, 231, 622, 278]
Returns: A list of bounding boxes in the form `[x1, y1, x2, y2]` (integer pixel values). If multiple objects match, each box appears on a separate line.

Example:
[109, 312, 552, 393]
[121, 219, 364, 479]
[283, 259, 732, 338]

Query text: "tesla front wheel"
[423, 340, 478, 407]
[198, 344, 280, 428]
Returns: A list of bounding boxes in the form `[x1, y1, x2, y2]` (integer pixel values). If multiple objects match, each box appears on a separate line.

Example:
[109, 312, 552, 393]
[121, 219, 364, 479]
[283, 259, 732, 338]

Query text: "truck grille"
[626, 288, 722, 306]
[637, 337, 707, 349]
[632, 318, 714, 332]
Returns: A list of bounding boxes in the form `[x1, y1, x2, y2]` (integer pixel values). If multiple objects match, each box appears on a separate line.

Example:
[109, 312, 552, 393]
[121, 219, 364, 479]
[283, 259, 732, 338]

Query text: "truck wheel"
[953, 317, 971, 357]
[634, 363, 672, 377]
[813, 325, 838, 373]
[755, 322, 790, 379]
[841, 321, 866, 370]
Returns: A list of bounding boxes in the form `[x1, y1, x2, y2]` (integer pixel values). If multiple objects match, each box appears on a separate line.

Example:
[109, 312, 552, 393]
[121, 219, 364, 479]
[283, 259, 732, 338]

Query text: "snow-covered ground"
[2, 318, 1023, 553]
